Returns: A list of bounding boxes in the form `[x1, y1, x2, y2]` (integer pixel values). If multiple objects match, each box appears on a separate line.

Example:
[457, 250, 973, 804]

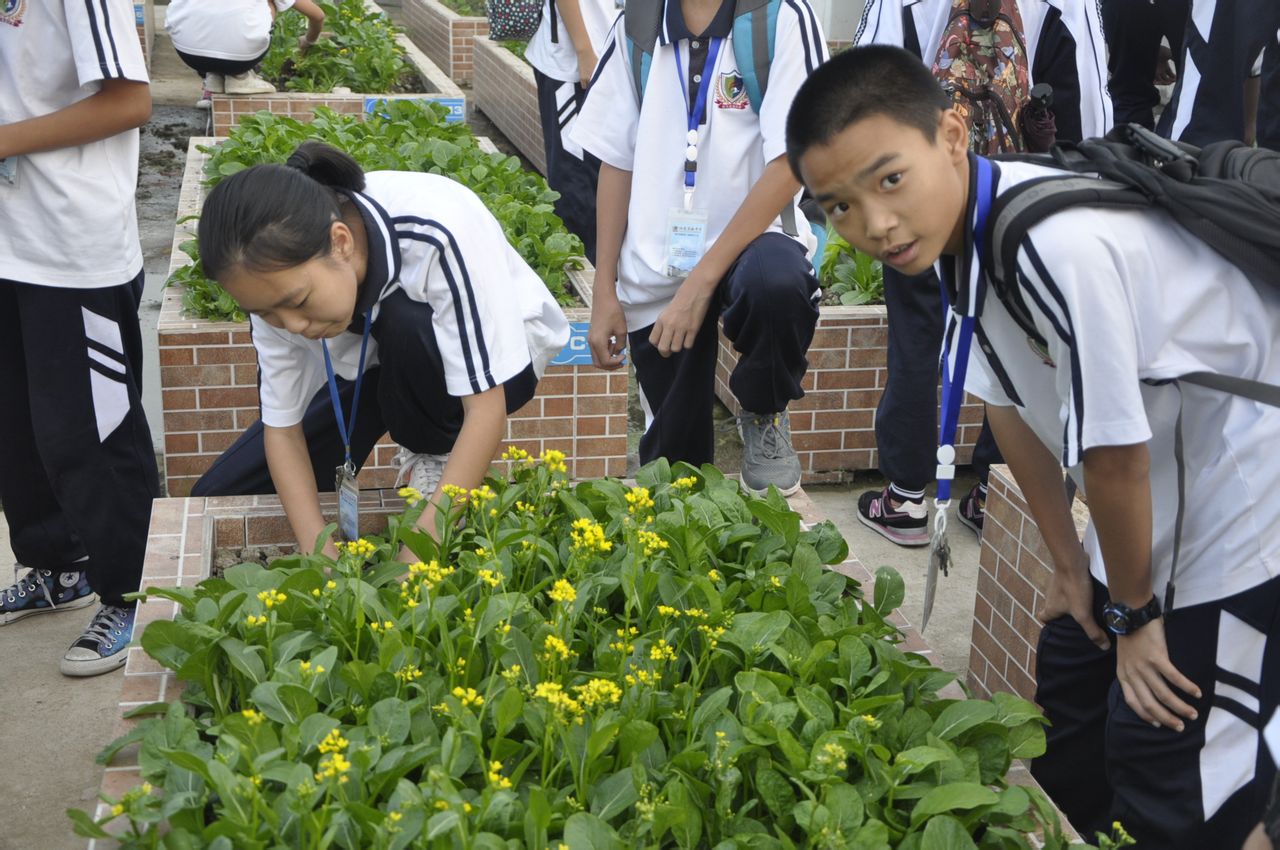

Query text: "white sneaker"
[393, 447, 451, 498]
[204, 73, 225, 93]
[195, 89, 212, 109]
[224, 71, 276, 95]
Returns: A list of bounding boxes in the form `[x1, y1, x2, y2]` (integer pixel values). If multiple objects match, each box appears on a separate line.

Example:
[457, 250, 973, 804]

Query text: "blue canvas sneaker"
[60, 603, 136, 677]
[0, 566, 96, 625]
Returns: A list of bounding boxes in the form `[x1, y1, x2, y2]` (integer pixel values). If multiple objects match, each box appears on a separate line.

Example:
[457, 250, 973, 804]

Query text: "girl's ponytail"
[199, 142, 366, 282]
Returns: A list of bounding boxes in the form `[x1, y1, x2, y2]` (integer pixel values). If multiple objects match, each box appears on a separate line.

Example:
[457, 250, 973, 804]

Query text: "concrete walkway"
[0, 11, 985, 848]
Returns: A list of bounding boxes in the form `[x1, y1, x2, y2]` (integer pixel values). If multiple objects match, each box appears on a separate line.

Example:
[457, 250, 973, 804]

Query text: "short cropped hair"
[786, 45, 951, 179]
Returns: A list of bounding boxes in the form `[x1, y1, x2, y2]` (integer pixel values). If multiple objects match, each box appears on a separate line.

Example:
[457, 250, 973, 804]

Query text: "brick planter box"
[210, 0, 467, 136]
[966, 465, 1090, 702]
[91, 487, 1076, 844]
[158, 137, 625, 497]
[714, 308, 986, 484]
[403, 0, 489, 83]
[472, 35, 547, 174]
[134, 0, 154, 71]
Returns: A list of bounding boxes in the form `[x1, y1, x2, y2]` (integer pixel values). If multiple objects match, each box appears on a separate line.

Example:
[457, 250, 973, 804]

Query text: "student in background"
[1100, 0, 1188, 130]
[0, 0, 159, 677]
[850, 0, 1111, 545]
[576, 0, 827, 496]
[167, 0, 326, 108]
[525, 0, 621, 264]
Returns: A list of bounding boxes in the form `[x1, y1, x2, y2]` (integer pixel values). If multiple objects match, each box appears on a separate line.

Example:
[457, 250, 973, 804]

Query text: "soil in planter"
[271, 58, 429, 94]
[213, 546, 297, 578]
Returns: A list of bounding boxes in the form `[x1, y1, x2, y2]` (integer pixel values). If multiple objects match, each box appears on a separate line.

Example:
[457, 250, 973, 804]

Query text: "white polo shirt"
[572, 0, 826, 332]
[525, 0, 622, 83]
[952, 158, 1280, 609]
[0, 0, 148, 288]
[855, 0, 1112, 143]
[166, 0, 295, 61]
[251, 171, 571, 427]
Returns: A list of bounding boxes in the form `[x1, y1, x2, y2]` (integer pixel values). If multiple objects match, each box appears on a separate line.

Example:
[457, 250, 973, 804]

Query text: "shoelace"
[744, 414, 794, 460]
[3, 566, 54, 609]
[392, 447, 449, 494]
[78, 604, 132, 649]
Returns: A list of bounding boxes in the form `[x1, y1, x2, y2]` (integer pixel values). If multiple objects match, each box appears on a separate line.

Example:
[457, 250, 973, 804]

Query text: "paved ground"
[0, 13, 985, 848]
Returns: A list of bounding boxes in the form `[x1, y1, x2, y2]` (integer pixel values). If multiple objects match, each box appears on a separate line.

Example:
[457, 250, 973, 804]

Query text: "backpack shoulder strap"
[623, 1, 663, 104]
[731, 0, 780, 114]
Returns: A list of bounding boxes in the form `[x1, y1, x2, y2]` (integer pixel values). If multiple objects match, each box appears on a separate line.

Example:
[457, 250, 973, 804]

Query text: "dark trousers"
[1101, 0, 1189, 129]
[174, 47, 268, 79]
[0, 275, 159, 606]
[628, 232, 818, 467]
[534, 68, 600, 265]
[877, 265, 1001, 492]
[1158, 0, 1280, 144]
[193, 289, 536, 496]
[1032, 576, 1280, 848]
[1259, 44, 1280, 150]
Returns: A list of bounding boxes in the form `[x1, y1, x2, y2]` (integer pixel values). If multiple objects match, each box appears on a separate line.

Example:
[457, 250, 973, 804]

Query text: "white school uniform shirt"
[166, 0, 296, 61]
[251, 172, 571, 427]
[525, 0, 622, 83]
[949, 157, 1280, 610]
[855, 0, 1112, 141]
[0, 0, 148, 288]
[572, 0, 827, 332]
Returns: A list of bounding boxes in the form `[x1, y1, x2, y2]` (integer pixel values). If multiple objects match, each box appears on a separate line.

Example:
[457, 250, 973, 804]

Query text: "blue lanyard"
[321, 320, 372, 470]
[937, 156, 994, 502]
[673, 36, 723, 191]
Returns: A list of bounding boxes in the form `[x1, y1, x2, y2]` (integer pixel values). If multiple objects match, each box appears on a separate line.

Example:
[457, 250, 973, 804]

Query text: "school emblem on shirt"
[715, 72, 749, 110]
[1027, 337, 1056, 367]
[0, 0, 26, 27]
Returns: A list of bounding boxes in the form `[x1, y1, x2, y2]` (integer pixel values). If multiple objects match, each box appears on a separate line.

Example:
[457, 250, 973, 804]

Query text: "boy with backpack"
[572, 0, 826, 495]
[786, 44, 1280, 848]
[849, 0, 1111, 546]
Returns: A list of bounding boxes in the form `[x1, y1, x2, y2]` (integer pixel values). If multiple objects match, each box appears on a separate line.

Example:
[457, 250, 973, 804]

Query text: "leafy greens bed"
[168, 102, 584, 323]
[262, 0, 416, 94]
[76, 457, 1128, 849]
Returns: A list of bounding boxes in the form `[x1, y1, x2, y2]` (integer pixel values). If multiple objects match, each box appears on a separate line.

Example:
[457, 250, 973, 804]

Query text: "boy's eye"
[880, 172, 904, 190]
[828, 201, 850, 220]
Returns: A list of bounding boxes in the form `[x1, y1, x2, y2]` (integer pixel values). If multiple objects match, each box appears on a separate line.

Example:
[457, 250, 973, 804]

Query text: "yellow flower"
[649, 639, 677, 663]
[533, 681, 584, 721]
[539, 448, 568, 474]
[656, 605, 679, 618]
[463, 802, 473, 814]
[441, 484, 469, 503]
[502, 446, 530, 462]
[547, 579, 577, 604]
[395, 664, 423, 683]
[500, 623, 512, 636]
[299, 660, 324, 675]
[570, 518, 612, 554]
[469, 485, 496, 503]
[397, 486, 423, 505]
[638, 529, 669, 556]
[241, 708, 265, 726]
[501, 664, 522, 683]
[625, 486, 655, 515]
[543, 634, 573, 661]
[315, 752, 351, 782]
[245, 614, 268, 627]
[326, 580, 337, 590]
[770, 575, 783, 588]
[684, 608, 707, 619]
[860, 713, 882, 730]
[318, 728, 349, 754]
[477, 568, 502, 588]
[574, 678, 622, 709]
[338, 538, 377, 559]
[707, 569, 722, 582]
[452, 686, 484, 708]
[673, 476, 698, 490]
[486, 759, 513, 789]
[369, 619, 397, 633]
[475, 547, 488, 558]
[256, 589, 287, 609]
[387, 810, 403, 824]
[311, 588, 321, 597]
[111, 803, 125, 817]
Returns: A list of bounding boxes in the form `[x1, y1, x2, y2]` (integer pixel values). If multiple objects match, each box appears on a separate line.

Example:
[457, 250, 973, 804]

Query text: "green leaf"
[910, 782, 999, 826]
[754, 765, 797, 820]
[920, 815, 978, 850]
[66, 807, 111, 839]
[563, 811, 626, 850]
[250, 682, 318, 726]
[369, 698, 411, 746]
[826, 783, 865, 834]
[895, 745, 958, 775]
[872, 566, 905, 615]
[494, 686, 524, 738]
[427, 810, 461, 838]
[590, 769, 639, 820]
[931, 701, 998, 741]
[1008, 721, 1047, 759]
[723, 611, 791, 653]
[692, 686, 733, 735]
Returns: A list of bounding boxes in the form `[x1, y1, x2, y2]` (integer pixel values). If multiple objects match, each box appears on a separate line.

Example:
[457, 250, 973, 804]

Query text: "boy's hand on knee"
[1116, 620, 1202, 732]
[1038, 552, 1111, 651]
[650, 274, 716, 357]
[588, 297, 628, 370]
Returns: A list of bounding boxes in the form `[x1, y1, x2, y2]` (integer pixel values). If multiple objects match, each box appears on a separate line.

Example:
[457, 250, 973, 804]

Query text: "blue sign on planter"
[364, 96, 466, 124]
[135, 3, 146, 25]
[550, 322, 594, 366]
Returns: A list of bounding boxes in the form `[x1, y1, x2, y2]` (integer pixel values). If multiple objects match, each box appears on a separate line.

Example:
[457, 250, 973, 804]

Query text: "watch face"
[1104, 606, 1129, 635]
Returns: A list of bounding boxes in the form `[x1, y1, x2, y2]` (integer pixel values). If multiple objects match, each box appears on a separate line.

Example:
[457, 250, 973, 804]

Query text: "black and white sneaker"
[60, 603, 136, 677]
[857, 486, 929, 547]
[0, 566, 96, 625]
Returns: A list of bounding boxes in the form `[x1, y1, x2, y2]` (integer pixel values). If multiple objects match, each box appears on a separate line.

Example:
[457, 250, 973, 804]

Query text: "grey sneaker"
[738, 410, 802, 497]
[393, 446, 451, 498]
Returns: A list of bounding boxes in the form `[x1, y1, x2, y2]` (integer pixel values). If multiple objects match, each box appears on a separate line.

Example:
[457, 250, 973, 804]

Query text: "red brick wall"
[209, 0, 467, 136]
[159, 139, 626, 496]
[715, 311, 986, 482]
[135, 0, 153, 71]
[966, 465, 1089, 701]
[472, 36, 547, 175]
[403, 0, 490, 83]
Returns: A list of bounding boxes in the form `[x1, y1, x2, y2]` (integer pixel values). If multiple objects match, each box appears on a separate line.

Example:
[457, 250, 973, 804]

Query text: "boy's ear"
[330, 219, 353, 262]
[937, 108, 969, 162]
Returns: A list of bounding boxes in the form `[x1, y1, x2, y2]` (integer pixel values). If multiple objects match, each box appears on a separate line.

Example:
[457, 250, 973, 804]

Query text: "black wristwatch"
[1102, 596, 1162, 636]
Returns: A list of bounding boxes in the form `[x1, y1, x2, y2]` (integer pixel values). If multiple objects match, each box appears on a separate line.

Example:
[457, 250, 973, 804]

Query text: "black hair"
[198, 141, 367, 281]
[786, 45, 951, 179]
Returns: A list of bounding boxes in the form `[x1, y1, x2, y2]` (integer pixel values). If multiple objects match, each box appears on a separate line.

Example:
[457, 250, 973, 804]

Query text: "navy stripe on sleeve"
[589, 38, 618, 90]
[82, 0, 114, 78]
[784, 0, 817, 74]
[397, 230, 486, 394]
[1020, 241, 1086, 466]
[97, 0, 126, 79]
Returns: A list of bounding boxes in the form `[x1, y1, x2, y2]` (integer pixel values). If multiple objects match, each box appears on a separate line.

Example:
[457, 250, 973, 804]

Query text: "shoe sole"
[856, 510, 929, 547]
[60, 646, 130, 677]
[742, 479, 802, 498]
[956, 511, 984, 541]
[0, 592, 97, 626]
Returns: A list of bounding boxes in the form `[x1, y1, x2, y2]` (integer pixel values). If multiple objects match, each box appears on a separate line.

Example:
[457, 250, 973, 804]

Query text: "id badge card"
[664, 206, 709, 280]
[0, 157, 17, 187]
[336, 464, 360, 542]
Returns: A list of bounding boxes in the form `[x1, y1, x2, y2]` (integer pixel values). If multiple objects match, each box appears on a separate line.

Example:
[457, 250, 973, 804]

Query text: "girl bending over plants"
[197, 141, 570, 557]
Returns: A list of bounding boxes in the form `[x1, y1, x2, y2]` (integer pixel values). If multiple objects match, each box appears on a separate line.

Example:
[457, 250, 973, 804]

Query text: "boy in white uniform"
[525, 0, 620, 262]
[0, 0, 160, 676]
[788, 45, 1280, 848]
[575, 0, 827, 494]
